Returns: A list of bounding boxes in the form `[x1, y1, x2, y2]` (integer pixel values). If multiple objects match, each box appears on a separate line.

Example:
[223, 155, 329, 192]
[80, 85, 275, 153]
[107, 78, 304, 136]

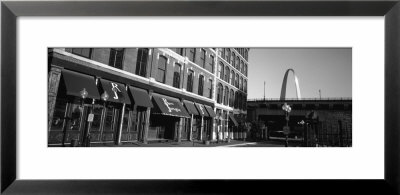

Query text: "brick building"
[48, 48, 249, 146]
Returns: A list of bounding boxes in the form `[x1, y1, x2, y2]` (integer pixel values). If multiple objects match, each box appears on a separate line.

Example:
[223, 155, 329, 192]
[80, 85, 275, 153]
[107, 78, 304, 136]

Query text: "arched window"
[156, 55, 167, 83]
[230, 70, 235, 85]
[217, 83, 224, 104]
[238, 93, 242, 109]
[234, 91, 239, 108]
[232, 52, 236, 67]
[240, 60, 244, 74]
[240, 76, 243, 91]
[218, 62, 224, 80]
[244, 49, 248, 61]
[224, 86, 229, 105]
[226, 48, 231, 63]
[235, 73, 239, 88]
[236, 56, 240, 70]
[230, 89, 234, 107]
[244, 64, 248, 76]
[244, 79, 247, 93]
[225, 66, 230, 83]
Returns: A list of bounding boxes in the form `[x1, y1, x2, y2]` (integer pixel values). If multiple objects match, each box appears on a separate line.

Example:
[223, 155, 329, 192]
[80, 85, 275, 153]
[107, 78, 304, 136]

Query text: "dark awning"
[204, 105, 217, 118]
[152, 94, 190, 118]
[61, 69, 100, 100]
[229, 114, 239, 127]
[99, 79, 131, 104]
[195, 103, 209, 117]
[183, 100, 199, 116]
[128, 86, 153, 108]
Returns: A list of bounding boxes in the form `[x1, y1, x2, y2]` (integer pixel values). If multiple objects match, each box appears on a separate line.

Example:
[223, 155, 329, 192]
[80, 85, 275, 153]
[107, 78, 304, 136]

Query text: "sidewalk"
[90, 140, 257, 147]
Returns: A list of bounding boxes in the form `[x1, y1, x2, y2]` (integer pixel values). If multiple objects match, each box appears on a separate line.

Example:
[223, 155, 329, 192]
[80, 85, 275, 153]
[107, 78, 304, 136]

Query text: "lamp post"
[99, 91, 109, 142]
[79, 88, 88, 146]
[282, 103, 291, 147]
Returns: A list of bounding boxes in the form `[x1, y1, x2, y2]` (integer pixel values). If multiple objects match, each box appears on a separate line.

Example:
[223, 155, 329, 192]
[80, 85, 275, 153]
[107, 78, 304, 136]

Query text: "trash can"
[204, 140, 210, 145]
[70, 139, 79, 147]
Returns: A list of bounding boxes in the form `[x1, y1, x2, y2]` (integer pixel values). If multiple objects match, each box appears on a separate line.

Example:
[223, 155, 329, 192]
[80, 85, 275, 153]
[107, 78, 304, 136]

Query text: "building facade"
[48, 48, 249, 146]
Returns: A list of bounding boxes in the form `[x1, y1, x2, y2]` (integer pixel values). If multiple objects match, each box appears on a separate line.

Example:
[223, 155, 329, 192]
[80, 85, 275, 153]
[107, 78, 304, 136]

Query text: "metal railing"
[248, 97, 352, 102]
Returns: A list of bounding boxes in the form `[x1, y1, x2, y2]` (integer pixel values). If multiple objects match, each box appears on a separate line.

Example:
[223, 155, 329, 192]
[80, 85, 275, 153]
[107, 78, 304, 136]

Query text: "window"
[236, 56, 240, 70]
[229, 89, 234, 107]
[208, 79, 213, 99]
[200, 49, 206, 68]
[238, 93, 242, 109]
[221, 48, 225, 58]
[244, 64, 248, 76]
[218, 62, 224, 80]
[135, 48, 149, 77]
[244, 79, 247, 93]
[226, 48, 231, 62]
[187, 70, 194, 92]
[225, 66, 230, 83]
[198, 75, 204, 96]
[245, 49, 248, 61]
[240, 60, 244, 73]
[234, 91, 239, 108]
[231, 70, 235, 85]
[232, 52, 236, 67]
[173, 63, 181, 88]
[109, 48, 124, 69]
[72, 48, 92, 59]
[156, 55, 167, 83]
[209, 55, 215, 73]
[176, 48, 184, 55]
[217, 83, 223, 104]
[188, 48, 196, 63]
[240, 76, 243, 91]
[224, 86, 229, 105]
[235, 73, 239, 88]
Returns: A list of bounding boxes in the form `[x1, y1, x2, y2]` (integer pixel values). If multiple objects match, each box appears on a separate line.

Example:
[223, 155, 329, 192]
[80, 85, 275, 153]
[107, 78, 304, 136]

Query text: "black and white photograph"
[48, 47, 352, 147]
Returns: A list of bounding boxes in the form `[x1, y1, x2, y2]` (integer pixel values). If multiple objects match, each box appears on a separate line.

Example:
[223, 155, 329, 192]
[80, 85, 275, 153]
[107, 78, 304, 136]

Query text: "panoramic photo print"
[48, 48, 352, 147]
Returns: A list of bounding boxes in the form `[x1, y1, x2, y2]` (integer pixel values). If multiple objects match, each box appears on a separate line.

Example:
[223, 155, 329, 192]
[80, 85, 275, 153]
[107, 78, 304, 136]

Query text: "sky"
[247, 48, 352, 100]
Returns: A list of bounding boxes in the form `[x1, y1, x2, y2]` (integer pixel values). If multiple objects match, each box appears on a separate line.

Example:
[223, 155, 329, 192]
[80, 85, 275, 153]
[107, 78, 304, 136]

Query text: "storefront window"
[104, 106, 118, 132]
[51, 97, 68, 131]
[90, 105, 103, 132]
[66, 103, 84, 131]
[122, 108, 130, 132]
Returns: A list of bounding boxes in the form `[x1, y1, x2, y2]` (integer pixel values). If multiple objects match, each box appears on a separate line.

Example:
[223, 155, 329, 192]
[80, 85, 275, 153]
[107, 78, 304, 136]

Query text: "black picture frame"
[1, 1, 400, 194]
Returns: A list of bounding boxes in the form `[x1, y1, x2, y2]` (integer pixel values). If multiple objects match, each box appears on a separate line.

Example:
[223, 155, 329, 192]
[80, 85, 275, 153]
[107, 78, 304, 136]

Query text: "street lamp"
[79, 88, 88, 146]
[281, 103, 291, 147]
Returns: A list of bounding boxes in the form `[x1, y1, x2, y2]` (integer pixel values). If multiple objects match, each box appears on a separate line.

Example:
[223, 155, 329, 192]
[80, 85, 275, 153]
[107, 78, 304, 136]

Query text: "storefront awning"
[128, 86, 153, 108]
[99, 79, 131, 104]
[195, 103, 209, 117]
[229, 114, 239, 127]
[152, 94, 190, 118]
[183, 100, 199, 116]
[204, 105, 217, 118]
[61, 69, 100, 100]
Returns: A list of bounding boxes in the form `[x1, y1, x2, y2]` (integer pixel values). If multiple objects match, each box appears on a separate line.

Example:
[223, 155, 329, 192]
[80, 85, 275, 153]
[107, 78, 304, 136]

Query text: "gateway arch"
[280, 69, 302, 100]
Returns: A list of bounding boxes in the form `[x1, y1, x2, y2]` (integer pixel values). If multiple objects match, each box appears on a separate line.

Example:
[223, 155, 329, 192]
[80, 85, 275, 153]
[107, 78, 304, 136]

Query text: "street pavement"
[90, 139, 302, 147]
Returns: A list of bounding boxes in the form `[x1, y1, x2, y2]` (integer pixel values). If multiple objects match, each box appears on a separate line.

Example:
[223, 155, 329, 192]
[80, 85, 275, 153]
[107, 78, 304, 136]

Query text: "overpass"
[246, 98, 352, 147]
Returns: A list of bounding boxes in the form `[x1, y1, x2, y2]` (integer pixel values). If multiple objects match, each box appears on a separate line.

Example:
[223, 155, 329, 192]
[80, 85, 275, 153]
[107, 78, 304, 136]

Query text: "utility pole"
[264, 81, 266, 101]
[319, 89, 321, 99]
